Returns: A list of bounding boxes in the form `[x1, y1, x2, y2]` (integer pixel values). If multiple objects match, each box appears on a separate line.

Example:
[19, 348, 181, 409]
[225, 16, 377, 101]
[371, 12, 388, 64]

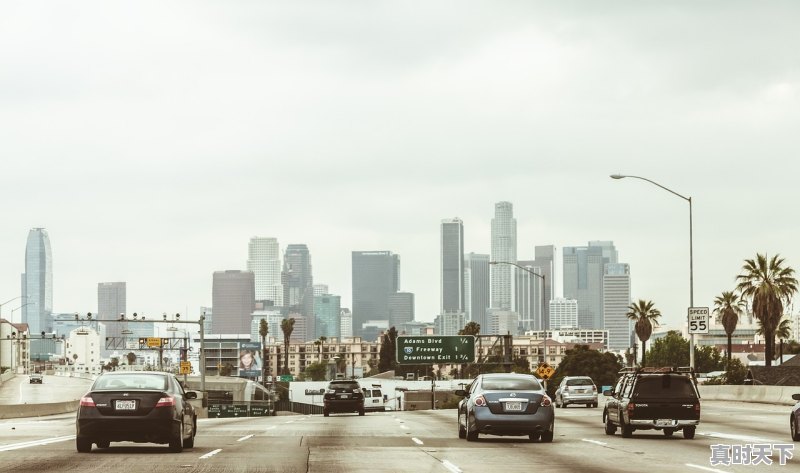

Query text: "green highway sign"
[397, 335, 475, 364]
[279, 374, 294, 382]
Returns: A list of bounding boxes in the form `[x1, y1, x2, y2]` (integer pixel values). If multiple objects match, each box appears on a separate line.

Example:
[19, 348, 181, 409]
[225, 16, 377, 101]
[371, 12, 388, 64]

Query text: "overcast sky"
[2, 1, 799, 332]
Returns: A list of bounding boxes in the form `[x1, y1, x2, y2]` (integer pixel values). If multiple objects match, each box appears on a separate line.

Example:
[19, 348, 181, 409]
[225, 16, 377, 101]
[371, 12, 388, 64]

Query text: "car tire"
[359, 408, 365, 416]
[169, 423, 184, 453]
[555, 397, 561, 408]
[792, 417, 800, 441]
[683, 426, 696, 440]
[663, 429, 674, 437]
[458, 412, 466, 439]
[528, 432, 540, 442]
[604, 414, 616, 435]
[621, 419, 633, 438]
[466, 414, 479, 442]
[76, 436, 92, 453]
[184, 421, 195, 449]
[323, 410, 329, 417]
[96, 440, 110, 449]
[540, 425, 554, 443]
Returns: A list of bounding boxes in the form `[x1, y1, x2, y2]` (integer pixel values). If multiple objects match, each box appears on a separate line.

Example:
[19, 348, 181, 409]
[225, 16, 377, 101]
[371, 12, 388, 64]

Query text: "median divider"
[698, 385, 798, 406]
[0, 400, 79, 419]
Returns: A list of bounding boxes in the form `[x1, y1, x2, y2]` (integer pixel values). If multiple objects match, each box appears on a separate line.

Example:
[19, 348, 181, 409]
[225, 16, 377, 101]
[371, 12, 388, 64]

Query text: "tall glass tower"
[283, 244, 314, 340]
[247, 237, 283, 306]
[490, 202, 516, 310]
[23, 228, 53, 333]
[440, 218, 464, 314]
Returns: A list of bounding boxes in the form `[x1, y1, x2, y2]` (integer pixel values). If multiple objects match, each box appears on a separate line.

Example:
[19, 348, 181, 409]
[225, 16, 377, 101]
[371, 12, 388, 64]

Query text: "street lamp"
[489, 261, 548, 387]
[610, 173, 695, 369]
[1, 296, 30, 320]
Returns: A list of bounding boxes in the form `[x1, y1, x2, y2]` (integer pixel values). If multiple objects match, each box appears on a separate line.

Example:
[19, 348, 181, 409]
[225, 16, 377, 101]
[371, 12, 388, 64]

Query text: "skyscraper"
[534, 245, 555, 326]
[441, 218, 464, 314]
[514, 261, 543, 331]
[464, 253, 490, 331]
[212, 270, 255, 334]
[247, 237, 283, 306]
[563, 241, 618, 329]
[98, 282, 126, 339]
[282, 244, 314, 341]
[22, 228, 53, 333]
[351, 251, 400, 337]
[604, 263, 632, 351]
[314, 293, 341, 339]
[491, 202, 516, 310]
[388, 292, 415, 328]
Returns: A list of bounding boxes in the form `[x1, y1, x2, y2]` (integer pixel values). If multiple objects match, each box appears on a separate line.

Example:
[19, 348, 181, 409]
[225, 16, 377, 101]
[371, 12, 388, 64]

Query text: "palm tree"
[756, 316, 793, 363]
[280, 318, 295, 375]
[459, 321, 481, 336]
[126, 352, 137, 366]
[259, 318, 269, 380]
[626, 299, 661, 366]
[736, 253, 798, 367]
[713, 291, 745, 370]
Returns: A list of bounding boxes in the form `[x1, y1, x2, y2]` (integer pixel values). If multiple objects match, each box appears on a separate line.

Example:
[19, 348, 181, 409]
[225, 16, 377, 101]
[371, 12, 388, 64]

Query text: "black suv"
[323, 379, 365, 416]
[603, 367, 700, 439]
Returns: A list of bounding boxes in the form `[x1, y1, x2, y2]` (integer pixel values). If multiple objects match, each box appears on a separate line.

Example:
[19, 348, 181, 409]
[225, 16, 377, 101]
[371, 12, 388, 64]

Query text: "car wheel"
[621, 419, 633, 438]
[359, 409, 365, 416]
[183, 421, 195, 449]
[169, 422, 184, 453]
[792, 417, 800, 441]
[466, 414, 479, 442]
[555, 397, 561, 408]
[528, 432, 540, 442]
[323, 410, 329, 417]
[458, 411, 466, 439]
[76, 436, 92, 453]
[683, 426, 696, 439]
[663, 429, 674, 437]
[604, 414, 616, 435]
[540, 424, 554, 443]
[96, 440, 110, 449]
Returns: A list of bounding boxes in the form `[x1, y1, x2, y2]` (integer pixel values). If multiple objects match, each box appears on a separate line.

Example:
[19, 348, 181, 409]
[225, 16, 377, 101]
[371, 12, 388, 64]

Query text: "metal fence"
[275, 400, 324, 415]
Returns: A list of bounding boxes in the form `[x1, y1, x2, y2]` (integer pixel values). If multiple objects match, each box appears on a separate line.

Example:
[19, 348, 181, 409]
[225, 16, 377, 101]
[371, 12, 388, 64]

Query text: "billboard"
[238, 341, 262, 377]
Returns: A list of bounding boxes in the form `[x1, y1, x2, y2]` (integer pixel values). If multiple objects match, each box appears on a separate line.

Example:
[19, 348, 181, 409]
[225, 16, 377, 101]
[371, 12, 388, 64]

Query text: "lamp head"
[133, 312, 138, 320]
[175, 313, 180, 320]
[610, 174, 625, 179]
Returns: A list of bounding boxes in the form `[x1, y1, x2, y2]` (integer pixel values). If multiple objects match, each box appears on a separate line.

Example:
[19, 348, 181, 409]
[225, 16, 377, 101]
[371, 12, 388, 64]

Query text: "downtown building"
[490, 202, 516, 311]
[247, 237, 283, 306]
[388, 292, 415, 328]
[282, 244, 314, 341]
[22, 228, 53, 333]
[351, 251, 400, 337]
[603, 263, 632, 351]
[97, 282, 126, 339]
[440, 218, 465, 330]
[562, 241, 618, 330]
[314, 293, 341, 339]
[464, 253, 490, 332]
[211, 270, 255, 335]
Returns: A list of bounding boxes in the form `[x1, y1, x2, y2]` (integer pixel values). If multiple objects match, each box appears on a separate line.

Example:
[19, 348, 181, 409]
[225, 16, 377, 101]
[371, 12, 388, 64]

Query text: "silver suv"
[554, 376, 597, 408]
[29, 373, 43, 384]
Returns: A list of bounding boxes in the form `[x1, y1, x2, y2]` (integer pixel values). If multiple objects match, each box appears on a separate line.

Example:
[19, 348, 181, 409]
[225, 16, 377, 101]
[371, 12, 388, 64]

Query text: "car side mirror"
[454, 389, 467, 397]
[185, 391, 198, 400]
[793, 393, 800, 401]
[603, 389, 613, 396]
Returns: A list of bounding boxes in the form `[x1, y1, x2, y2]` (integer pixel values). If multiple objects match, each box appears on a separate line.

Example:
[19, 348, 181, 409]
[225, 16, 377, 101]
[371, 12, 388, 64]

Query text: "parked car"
[603, 367, 700, 439]
[75, 371, 197, 453]
[554, 376, 598, 408]
[323, 379, 365, 416]
[790, 393, 800, 440]
[29, 373, 43, 384]
[456, 373, 554, 442]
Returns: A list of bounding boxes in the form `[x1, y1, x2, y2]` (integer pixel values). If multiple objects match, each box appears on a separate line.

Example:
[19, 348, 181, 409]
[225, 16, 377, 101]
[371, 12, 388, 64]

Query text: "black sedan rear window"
[482, 377, 541, 391]
[329, 382, 360, 390]
[94, 374, 168, 391]
[634, 376, 697, 398]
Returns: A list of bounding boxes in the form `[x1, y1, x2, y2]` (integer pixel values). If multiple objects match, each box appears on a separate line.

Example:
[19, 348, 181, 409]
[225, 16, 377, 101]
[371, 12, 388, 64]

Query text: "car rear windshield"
[482, 377, 542, 391]
[566, 378, 594, 386]
[633, 375, 697, 398]
[94, 374, 168, 391]
[330, 382, 360, 390]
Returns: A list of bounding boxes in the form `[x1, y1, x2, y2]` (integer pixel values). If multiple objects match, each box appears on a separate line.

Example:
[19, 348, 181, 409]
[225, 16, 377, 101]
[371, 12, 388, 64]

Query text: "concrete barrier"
[0, 400, 79, 419]
[698, 385, 800, 406]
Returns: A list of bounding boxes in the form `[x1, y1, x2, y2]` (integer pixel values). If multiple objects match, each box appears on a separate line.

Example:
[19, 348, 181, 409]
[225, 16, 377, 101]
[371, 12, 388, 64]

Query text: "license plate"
[115, 400, 136, 411]
[338, 394, 350, 399]
[505, 402, 523, 411]
[656, 419, 674, 427]
[576, 389, 585, 393]
[373, 399, 379, 403]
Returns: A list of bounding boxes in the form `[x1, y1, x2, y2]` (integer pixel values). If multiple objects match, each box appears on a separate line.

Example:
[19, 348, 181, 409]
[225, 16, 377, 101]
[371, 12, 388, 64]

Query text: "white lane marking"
[400, 425, 409, 430]
[284, 420, 295, 424]
[265, 426, 277, 430]
[0, 435, 75, 452]
[199, 449, 222, 459]
[237, 435, 254, 442]
[685, 464, 728, 473]
[442, 460, 462, 473]
[699, 432, 780, 443]
[411, 437, 423, 445]
[581, 439, 607, 446]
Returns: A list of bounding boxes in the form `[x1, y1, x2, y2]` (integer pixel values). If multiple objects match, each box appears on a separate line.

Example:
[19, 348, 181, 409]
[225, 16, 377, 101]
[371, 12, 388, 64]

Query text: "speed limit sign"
[688, 307, 710, 334]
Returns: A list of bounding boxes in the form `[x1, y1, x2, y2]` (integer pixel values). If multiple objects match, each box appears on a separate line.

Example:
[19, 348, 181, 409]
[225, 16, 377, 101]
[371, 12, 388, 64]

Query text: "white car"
[554, 376, 598, 408]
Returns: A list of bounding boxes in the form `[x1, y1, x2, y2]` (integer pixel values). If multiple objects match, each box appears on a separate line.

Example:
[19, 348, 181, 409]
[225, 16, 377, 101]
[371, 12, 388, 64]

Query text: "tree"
[302, 361, 328, 381]
[126, 352, 137, 366]
[713, 291, 745, 370]
[459, 322, 481, 336]
[550, 345, 623, 395]
[644, 330, 724, 373]
[259, 318, 269, 379]
[280, 318, 295, 375]
[736, 253, 798, 367]
[626, 300, 661, 366]
[110, 357, 120, 371]
[378, 327, 398, 373]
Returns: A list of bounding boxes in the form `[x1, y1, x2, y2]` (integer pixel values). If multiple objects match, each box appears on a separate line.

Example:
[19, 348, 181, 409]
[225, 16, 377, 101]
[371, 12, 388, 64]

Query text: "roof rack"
[619, 366, 696, 375]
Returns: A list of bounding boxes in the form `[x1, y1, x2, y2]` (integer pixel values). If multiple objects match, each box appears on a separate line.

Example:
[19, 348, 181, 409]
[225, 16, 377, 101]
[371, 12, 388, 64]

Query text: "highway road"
[0, 374, 91, 404]
[0, 399, 796, 472]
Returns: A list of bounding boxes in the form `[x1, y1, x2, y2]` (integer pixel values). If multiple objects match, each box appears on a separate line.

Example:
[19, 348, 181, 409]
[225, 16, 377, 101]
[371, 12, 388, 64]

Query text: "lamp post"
[489, 261, 548, 387]
[610, 173, 695, 370]
[1, 296, 29, 321]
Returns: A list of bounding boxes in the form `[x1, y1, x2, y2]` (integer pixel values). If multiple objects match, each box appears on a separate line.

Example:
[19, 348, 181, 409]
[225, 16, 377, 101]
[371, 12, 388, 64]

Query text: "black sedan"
[76, 371, 197, 452]
[323, 379, 365, 416]
[456, 373, 555, 442]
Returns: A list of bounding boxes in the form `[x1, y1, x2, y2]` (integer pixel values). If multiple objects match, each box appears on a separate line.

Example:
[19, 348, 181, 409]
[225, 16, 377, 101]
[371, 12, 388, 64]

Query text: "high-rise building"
[534, 245, 555, 325]
[490, 202, 516, 310]
[98, 282, 126, 339]
[247, 237, 283, 306]
[563, 241, 618, 329]
[486, 309, 519, 336]
[514, 262, 544, 332]
[464, 253, 490, 331]
[388, 292, 415, 328]
[434, 311, 465, 336]
[22, 228, 53, 333]
[282, 244, 314, 341]
[441, 218, 464, 314]
[604, 263, 632, 351]
[340, 309, 353, 338]
[549, 298, 579, 329]
[351, 251, 400, 337]
[313, 284, 329, 296]
[212, 270, 255, 334]
[314, 294, 341, 339]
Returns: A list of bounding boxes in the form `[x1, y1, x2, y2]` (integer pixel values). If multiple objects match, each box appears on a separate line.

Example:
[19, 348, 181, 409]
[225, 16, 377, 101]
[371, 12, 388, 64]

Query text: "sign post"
[688, 307, 710, 335]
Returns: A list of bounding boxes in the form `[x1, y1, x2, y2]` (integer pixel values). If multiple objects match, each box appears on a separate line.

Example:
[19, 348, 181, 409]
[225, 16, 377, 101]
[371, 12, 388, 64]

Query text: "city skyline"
[3, 3, 799, 332]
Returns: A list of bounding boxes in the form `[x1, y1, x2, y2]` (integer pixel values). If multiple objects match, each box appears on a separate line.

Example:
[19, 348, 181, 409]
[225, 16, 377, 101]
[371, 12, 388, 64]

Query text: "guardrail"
[0, 400, 79, 419]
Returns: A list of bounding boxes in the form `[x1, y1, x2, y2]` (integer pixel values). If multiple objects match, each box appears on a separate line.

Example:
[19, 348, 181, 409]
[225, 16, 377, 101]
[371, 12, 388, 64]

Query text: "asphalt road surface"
[0, 400, 796, 473]
[0, 374, 91, 404]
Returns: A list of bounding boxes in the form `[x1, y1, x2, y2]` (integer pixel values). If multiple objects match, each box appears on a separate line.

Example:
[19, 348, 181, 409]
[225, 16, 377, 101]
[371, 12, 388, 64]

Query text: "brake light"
[627, 402, 635, 416]
[156, 396, 176, 407]
[592, 386, 597, 392]
[80, 395, 95, 407]
[326, 389, 335, 394]
[353, 389, 360, 393]
[694, 403, 701, 416]
[474, 395, 487, 407]
[541, 395, 552, 407]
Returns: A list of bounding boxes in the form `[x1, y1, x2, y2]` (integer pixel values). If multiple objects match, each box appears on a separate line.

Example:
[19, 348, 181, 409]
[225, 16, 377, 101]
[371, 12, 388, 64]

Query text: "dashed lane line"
[442, 460, 462, 473]
[411, 437, 424, 445]
[685, 464, 728, 473]
[581, 439, 608, 446]
[237, 435, 254, 442]
[0, 435, 75, 452]
[199, 449, 222, 459]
